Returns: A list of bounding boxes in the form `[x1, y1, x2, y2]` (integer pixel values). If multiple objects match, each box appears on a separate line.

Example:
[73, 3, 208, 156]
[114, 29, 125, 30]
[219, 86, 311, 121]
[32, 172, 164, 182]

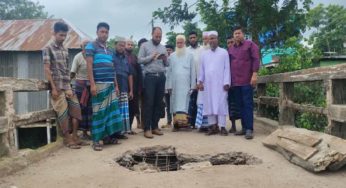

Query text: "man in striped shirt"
[85, 22, 123, 151]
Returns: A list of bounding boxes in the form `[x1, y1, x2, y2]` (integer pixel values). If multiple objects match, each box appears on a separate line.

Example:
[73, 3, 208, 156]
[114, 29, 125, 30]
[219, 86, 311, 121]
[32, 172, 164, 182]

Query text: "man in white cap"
[113, 36, 134, 138]
[201, 31, 210, 50]
[166, 35, 196, 131]
[197, 31, 230, 136]
[193, 31, 211, 132]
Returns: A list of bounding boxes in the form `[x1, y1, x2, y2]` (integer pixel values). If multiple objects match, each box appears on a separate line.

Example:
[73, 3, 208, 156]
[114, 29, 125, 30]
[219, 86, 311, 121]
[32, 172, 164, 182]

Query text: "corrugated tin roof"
[0, 19, 91, 51]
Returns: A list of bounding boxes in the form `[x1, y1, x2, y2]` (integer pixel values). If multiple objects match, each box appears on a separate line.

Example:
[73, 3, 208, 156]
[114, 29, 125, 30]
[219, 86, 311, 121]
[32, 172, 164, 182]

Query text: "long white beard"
[175, 47, 186, 57]
[202, 44, 210, 50]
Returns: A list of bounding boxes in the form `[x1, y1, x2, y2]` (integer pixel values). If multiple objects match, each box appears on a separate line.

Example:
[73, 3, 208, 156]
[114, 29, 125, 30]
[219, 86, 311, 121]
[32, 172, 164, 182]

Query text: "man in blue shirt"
[113, 37, 134, 138]
[85, 22, 123, 151]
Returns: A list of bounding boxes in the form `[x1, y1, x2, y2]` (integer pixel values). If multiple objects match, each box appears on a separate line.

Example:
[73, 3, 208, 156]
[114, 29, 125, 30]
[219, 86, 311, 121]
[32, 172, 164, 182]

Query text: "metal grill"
[132, 153, 180, 171]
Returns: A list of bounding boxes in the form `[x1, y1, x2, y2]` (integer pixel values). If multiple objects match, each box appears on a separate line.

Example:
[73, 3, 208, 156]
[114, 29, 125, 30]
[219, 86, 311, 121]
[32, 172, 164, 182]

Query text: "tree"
[165, 31, 179, 46]
[307, 4, 346, 54]
[0, 0, 49, 20]
[164, 21, 203, 47]
[153, 0, 312, 49]
[197, 0, 236, 47]
[153, 0, 196, 30]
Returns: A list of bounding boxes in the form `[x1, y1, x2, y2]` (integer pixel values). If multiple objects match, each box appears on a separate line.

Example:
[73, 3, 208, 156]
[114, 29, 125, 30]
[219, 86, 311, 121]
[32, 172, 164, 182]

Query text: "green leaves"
[153, 0, 312, 50]
[0, 0, 49, 20]
[307, 4, 346, 54]
[152, 0, 197, 30]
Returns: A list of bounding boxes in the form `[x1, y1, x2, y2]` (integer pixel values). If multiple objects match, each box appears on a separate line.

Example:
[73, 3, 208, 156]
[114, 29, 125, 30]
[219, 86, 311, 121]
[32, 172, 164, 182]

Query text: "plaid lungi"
[195, 104, 209, 128]
[119, 92, 131, 133]
[50, 90, 82, 134]
[73, 80, 92, 131]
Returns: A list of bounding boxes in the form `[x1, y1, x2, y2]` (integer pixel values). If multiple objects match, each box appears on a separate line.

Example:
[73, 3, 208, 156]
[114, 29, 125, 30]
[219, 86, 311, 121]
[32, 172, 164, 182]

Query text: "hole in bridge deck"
[116, 146, 262, 172]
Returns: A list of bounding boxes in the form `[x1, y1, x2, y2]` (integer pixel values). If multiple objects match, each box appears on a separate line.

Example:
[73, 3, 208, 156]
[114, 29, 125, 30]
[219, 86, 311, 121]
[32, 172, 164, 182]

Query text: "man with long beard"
[166, 35, 196, 131]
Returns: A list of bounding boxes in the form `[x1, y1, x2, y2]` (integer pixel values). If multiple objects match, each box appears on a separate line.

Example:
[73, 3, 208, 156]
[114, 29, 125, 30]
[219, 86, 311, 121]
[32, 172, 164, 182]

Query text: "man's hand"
[51, 88, 60, 100]
[223, 85, 230, 91]
[115, 85, 120, 96]
[129, 91, 134, 100]
[167, 89, 172, 95]
[197, 83, 204, 91]
[152, 52, 160, 60]
[251, 73, 258, 87]
[158, 54, 167, 62]
[65, 89, 74, 98]
[90, 83, 97, 96]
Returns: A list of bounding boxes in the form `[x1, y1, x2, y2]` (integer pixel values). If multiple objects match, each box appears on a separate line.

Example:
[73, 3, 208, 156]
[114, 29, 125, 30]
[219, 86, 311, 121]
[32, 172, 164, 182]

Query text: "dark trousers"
[164, 93, 172, 124]
[233, 85, 254, 131]
[143, 74, 166, 131]
[129, 95, 140, 129]
[188, 90, 198, 127]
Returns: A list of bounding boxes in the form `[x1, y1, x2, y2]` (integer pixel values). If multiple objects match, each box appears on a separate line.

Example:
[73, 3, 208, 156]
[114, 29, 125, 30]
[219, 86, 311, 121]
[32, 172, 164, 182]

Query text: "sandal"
[66, 143, 81, 149]
[92, 142, 103, 151]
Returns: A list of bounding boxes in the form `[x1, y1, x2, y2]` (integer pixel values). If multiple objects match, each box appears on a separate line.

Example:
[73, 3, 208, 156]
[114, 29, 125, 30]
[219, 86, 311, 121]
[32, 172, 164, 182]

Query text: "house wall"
[0, 52, 17, 77]
[0, 49, 81, 114]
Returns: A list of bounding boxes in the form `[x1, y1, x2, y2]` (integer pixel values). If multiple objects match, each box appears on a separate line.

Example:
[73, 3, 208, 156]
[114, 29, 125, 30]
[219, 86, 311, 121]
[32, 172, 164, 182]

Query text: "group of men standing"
[44, 21, 259, 151]
[165, 26, 259, 140]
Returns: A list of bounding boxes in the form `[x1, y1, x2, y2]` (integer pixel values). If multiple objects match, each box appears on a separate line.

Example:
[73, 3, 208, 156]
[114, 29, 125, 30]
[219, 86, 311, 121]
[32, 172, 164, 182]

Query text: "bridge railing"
[255, 64, 346, 138]
[0, 77, 56, 157]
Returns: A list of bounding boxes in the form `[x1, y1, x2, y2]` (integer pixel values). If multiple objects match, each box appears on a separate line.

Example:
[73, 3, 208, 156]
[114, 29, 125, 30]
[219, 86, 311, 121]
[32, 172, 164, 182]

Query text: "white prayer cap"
[202, 31, 209, 37]
[176, 34, 186, 41]
[114, 36, 126, 43]
[208, 31, 218, 37]
[126, 38, 134, 43]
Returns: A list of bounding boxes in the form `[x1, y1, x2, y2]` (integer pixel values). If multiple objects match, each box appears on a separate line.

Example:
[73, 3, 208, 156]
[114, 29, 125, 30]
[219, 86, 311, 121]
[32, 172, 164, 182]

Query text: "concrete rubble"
[263, 127, 346, 172]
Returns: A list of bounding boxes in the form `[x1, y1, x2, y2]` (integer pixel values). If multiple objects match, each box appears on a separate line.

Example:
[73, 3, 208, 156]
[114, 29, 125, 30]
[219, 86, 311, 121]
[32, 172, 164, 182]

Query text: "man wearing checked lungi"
[113, 37, 134, 139]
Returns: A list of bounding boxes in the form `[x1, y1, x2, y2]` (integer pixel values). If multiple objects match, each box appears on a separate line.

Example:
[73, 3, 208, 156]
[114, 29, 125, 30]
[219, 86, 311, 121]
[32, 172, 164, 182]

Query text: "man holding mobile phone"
[138, 27, 168, 139]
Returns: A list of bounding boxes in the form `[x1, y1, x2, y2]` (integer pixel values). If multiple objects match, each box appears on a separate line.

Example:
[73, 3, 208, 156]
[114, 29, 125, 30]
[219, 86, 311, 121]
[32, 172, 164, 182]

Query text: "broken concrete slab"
[180, 161, 212, 170]
[263, 127, 346, 172]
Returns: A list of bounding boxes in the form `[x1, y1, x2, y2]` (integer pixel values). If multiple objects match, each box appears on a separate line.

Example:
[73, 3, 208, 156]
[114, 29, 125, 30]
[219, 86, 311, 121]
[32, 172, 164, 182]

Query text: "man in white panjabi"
[193, 31, 211, 132]
[197, 31, 231, 136]
[166, 35, 196, 130]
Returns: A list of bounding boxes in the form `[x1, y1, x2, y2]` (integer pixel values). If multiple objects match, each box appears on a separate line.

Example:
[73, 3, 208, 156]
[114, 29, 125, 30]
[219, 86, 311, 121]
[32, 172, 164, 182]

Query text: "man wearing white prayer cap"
[197, 30, 231, 136]
[166, 35, 196, 131]
[202, 31, 210, 50]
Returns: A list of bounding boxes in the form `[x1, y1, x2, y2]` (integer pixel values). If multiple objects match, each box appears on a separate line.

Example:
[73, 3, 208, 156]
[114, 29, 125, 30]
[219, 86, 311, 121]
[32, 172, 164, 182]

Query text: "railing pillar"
[278, 82, 295, 125]
[3, 89, 17, 153]
[256, 83, 266, 117]
[324, 79, 333, 134]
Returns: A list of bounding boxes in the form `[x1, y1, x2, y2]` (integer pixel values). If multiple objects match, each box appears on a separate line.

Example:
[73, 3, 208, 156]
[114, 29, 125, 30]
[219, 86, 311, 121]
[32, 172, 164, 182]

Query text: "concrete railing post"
[278, 82, 295, 125]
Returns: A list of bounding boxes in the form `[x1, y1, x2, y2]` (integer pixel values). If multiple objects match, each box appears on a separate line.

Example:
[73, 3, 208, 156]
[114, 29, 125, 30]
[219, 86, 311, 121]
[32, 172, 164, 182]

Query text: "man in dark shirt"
[114, 37, 134, 138]
[125, 39, 142, 132]
[228, 26, 260, 139]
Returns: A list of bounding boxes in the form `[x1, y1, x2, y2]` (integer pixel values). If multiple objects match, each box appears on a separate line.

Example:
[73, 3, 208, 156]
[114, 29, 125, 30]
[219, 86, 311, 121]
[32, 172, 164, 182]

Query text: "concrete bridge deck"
[1, 121, 345, 188]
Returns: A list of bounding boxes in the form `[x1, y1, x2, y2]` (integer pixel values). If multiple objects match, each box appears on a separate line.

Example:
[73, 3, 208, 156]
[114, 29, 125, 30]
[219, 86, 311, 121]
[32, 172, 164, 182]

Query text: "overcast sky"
[36, 0, 346, 43]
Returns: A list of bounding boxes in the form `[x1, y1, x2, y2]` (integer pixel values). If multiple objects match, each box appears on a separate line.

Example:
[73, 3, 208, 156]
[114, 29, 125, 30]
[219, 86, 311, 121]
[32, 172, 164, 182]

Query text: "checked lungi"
[119, 92, 131, 133]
